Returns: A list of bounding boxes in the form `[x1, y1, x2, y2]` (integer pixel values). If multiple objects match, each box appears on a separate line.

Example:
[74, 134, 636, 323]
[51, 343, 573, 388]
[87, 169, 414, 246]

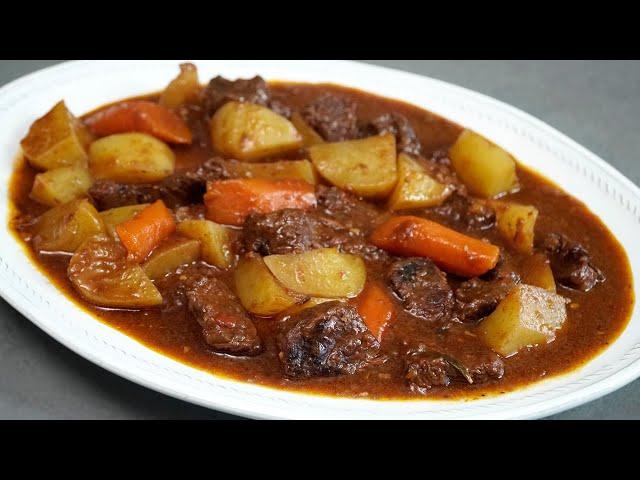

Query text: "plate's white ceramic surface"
[0, 60, 638, 419]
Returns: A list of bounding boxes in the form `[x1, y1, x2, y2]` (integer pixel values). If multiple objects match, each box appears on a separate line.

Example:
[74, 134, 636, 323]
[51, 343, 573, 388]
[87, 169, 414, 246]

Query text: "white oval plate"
[0, 60, 638, 419]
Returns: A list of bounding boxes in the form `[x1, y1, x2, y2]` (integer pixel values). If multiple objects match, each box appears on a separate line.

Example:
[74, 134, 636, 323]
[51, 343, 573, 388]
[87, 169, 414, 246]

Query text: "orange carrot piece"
[356, 282, 395, 341]
[116, 200, 176, 262]
[370, 215, 500, 277]
[204, 179, 316, 226]
[85, 100, 192, 144]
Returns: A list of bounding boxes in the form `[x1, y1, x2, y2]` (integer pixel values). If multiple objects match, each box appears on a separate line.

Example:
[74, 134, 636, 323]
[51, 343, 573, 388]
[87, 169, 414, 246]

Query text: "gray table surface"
[0, 60, 638, 420]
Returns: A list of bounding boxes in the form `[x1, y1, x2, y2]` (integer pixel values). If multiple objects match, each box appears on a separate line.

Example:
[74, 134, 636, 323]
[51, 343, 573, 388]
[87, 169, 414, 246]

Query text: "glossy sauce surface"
[8, 82, 634, 400]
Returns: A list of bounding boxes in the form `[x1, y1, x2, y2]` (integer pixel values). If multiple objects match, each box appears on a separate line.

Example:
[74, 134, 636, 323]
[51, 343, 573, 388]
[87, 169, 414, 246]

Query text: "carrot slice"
[85, 100, 192, 144]
[116, 200, 176, 262]
[370, 215, 500, 277]
[204, 179, 316, 226]
[356, 282, 395, 341]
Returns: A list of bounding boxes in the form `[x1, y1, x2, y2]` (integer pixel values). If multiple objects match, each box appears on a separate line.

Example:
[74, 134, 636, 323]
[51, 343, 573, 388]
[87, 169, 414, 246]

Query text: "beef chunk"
[455, 271, 519, 323]
[425, 150, 467, 194]
[156, 263, 261, 356]
[426, 192, 495, 231]
[316, 185, 382, 233]
[175, 104, 211, 149]
[187, 275, 261, 356]
[89, 158, 230, 210]
[203, 75, 270, 114]
[89, 181, 158, 211]
[405, 350, 457, 391]
[301, 93, 358, 142]
[405, 343, 504, 393]
[542, 233, 605, 291]
[243, 209, 340, 255]
[243, 208, 387, 263]
[367, 113, 421, 156]
[278, 301, 380, 378]
[387, 258, 454, 322]
[467, 355, 505, 383]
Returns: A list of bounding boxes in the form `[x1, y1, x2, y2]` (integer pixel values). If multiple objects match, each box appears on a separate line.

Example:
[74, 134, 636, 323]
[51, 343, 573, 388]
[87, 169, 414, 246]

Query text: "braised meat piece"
[405, 343, 504, 393]
[243, 209, 342, 256]
[387, 258, 454, 322]
[89, 158, 230, 210]
[366, 113, 421, 156]
[301, 93, 359, 142]
[187, 275, 261, 356]
[278, 301, 380, 378]
[426, 192, 495, 231]
[455, 271, 520, 323]
[542, 233, 605, 292]
[405, 350, 457, 391]
[316, 185, 382, 233]
[203, 75, 270, 114]
[156, 264, 261, 356]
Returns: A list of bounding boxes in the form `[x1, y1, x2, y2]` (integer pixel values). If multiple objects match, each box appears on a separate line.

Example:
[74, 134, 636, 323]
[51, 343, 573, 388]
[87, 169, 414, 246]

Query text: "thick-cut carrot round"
[356, 282, 395, 341]
[85, 100, 192, 144]
[116, 200, 176, 263]
[204, 179, 316, 226]
[370, 215, 500, 277]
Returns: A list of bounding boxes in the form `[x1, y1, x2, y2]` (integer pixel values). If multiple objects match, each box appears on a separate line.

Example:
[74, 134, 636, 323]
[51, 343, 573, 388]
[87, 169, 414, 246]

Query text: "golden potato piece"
[99, 204, 150, 239]
[142, 237, 201, 280]
[176, 219, 233, 268]
[210, 101, 303, 160]
[449, 129, 519, 198]
[234, 255, 301, 316]
[309, 134, 397, 198]
[480, 284, 567, 357]
[68, 235, 162, 308]
[490, 200, 538, 254]
[263, 247, 366, 298]
[32, 199, 106, 253]
[30, 166, 93, 207]
[21, 101, 92, 170]
[521, 254, 556, 292]
[159, 63, 201, 108]
[218, 158, 317, 184]
[89, 132, 175, 183]
[290, 112, 324, 147]
[388, 154, 452, 210]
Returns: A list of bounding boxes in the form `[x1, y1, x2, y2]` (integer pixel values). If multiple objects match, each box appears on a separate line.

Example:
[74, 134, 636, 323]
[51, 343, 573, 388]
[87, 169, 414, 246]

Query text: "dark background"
[1, 60, 638, 419]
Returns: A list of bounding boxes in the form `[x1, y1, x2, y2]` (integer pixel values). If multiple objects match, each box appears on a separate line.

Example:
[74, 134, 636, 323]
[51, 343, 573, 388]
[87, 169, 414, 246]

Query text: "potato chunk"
[89, 132, 175, 183]
[176, 219, 233, 268]
[68, 235, 162, 308]
[309, 134, 397, 198]
[388, 154, 452, 210]
[290, 112, 324, 147]
[234, 255, 301, 316]
[20, 101, 92, 170]
[210, 101, 302, 160]
[490, 200, 539, 254]
[32, 199, 106, 253]
[263, 247, 366, 298]
[99, 204, 150, 239]
[218, 158, 318, 184]
[30, 166, 92, 207]
[142, 237, 201, 280]
[480, 284, 567, 357]
[159, 63, 201, 108]
[449, 129, 519, 198]
[521, 254, 556, 292]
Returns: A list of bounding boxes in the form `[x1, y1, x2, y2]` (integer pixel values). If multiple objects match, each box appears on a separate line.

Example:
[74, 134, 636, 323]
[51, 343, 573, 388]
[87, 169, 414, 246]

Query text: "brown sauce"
[8, 82, 634, 400]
